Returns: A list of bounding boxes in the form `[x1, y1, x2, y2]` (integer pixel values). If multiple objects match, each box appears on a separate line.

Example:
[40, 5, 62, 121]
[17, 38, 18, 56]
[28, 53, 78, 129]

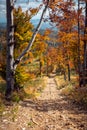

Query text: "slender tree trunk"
[67, 63, 70, 81]
[5, 0, 15, 100]
[46, 57, 49, 76]
[77, 0, 81, 86]
[65, 42, 71, 81]
[40, 59, 42, 77]
[64, 70, 66, 81]
[83, 1, 87, 86]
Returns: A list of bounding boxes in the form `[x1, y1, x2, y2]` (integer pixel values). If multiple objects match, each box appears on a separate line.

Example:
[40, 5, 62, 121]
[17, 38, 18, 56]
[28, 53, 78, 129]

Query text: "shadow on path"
[20, 76, 87, 129]
[21, 97, 87, 114]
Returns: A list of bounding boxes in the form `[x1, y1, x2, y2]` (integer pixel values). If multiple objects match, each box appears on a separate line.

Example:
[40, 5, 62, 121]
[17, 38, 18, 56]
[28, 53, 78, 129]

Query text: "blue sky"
[0, 0, 6, 23]
[0, 0, 51, 29]
[0, 0, 81, 29]
[0, 0, 44, 23]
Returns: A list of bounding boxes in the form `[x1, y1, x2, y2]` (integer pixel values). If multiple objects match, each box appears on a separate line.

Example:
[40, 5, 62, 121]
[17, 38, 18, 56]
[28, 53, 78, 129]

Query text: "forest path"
[0, 77, 87, 130]
[37, 77, 59, 100]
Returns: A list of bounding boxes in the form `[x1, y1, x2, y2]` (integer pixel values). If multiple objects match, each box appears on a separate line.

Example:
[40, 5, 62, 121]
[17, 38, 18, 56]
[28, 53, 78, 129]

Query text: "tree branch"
[13, 0, 49, 70]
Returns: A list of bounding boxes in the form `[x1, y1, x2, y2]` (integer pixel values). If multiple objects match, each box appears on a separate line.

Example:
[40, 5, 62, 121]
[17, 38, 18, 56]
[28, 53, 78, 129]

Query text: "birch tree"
[6, 0, 49, 100]
[6, 0, 15, 100]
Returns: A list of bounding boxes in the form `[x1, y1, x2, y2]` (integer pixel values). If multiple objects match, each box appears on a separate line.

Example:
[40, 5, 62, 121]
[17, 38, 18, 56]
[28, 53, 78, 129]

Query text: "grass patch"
[24, 76, 47, 98]
[26, 60, 39, 76]
[0, 76, 6, 95]
[55, 74, 87, 107]
[55, 74, 78, 90]
[0, 102, 5, 116]
[55, 75, 68, 90]
[68, 87, 87, 105]
[0, 76, 6, 116]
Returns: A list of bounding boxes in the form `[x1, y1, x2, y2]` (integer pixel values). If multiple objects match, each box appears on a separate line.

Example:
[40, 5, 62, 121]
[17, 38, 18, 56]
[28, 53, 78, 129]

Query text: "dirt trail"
[0, 77, 87, 130]
[38, 77, 58, 100]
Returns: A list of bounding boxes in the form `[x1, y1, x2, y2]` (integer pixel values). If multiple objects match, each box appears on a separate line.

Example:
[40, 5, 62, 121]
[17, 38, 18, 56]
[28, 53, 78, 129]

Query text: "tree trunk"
[77, 0, 81, 85]
[63, 70, 66, 81]
[46, 57, 49, 76]
[5, 0, 15, 100]
[40, 59, 42, 77]
[67, 63, 71, 81]
[65, 42, 71, 81]
[83, 1, 87, 86]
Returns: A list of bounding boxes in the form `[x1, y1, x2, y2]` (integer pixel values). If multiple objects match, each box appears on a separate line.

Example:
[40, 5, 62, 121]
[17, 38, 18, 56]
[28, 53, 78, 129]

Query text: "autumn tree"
[49, 0, 84, 82]
[32, 33, 48, 76]
[6, 0, 50, 100]
[13, 7, 35, 88]
[49, 0, 77, 80]
[46, 47, 58, 72]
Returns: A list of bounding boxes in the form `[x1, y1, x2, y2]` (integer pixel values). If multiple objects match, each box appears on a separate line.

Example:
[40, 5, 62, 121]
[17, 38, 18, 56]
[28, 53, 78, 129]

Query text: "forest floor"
[0, 76, 87, 130]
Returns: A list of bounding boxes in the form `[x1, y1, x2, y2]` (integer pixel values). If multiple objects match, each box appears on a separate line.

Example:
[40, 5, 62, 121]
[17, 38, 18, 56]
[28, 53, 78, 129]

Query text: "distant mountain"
[31, 19, 51, 30]
[0, 19, 56, 31]
[0, 19, 51, 30]
[0, 23, 6, 29]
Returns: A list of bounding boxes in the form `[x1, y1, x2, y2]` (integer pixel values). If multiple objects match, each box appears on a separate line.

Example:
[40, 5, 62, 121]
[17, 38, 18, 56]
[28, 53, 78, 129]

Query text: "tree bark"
[5, 0, 15, 100]
[67, 63, 70, 81]
[65, 42, 71, 81]
[77, 0, 81, 86]
[83, 1, 87, 86]
[63, 70, 66, 81]
[46, 60, 49, 76]
[40, 59, 42, 77]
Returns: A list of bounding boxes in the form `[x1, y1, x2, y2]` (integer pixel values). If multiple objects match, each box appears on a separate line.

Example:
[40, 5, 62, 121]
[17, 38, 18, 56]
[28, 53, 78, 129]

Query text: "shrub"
[15, 65, 36, 88]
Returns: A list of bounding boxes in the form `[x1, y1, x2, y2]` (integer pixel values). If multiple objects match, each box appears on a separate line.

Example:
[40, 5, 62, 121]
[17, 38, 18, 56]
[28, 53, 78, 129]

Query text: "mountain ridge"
[0, 19, 52, 30]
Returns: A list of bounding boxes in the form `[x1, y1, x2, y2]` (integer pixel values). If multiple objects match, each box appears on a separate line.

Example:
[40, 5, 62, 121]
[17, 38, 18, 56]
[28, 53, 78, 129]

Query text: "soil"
[0, 77, 87, 130]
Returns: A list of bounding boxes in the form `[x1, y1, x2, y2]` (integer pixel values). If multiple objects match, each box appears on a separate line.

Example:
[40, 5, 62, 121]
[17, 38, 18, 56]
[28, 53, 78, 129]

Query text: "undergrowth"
[24, 76, 47, 97]
[0, 76, 6, 115]
[55, 75, 87, 107]
[0, 75, 46, 107]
